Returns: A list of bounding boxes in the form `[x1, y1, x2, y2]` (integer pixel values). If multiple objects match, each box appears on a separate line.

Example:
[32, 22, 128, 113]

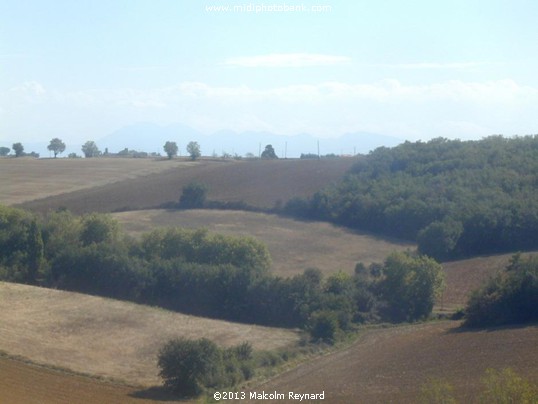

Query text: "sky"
[1, 0, 538, 151]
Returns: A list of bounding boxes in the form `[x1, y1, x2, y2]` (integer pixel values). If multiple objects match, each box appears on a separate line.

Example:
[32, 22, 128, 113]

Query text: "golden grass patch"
[0, 282, 299, 386]
[113, 209, 415, 277]
[0, 157, 189, 205]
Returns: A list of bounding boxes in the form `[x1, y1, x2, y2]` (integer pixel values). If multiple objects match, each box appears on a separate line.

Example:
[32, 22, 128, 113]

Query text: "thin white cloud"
[9, 81, 46, 96]
[0, 52, 32, 59]
[3, 79, 537, 142]
[370, 62, 486, 70]
[6, 79, 537, 107]
[393, 62, 483, 69]
[115, 65, 166, 72]
[223, 53, 351, 68]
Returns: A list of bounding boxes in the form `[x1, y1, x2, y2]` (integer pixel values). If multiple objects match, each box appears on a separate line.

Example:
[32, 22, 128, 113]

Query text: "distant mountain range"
[97, 122, 404, 158]
[5, 122, 405, 158]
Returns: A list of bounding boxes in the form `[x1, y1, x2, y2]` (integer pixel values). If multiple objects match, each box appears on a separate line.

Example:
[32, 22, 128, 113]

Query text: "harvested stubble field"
[0, 156, 189, 206]
[0, 282, 299, 388]
[114, 209, 415, 277]
[15, 157, 356, 214]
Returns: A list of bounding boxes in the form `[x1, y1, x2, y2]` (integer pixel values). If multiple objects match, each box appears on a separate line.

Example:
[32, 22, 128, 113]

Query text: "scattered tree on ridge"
[81, 141, 100, 158]
[187, 141, 201, 160]
[47, 138, 66, 158]
[164, 141, 178, 159]
[0, 147, 10, 156]
[12, 142, 24, 157]
[261, 144, 278, 159]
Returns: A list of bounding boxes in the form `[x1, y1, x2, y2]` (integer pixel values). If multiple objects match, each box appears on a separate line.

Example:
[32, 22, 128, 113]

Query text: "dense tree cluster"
[464, 253, 538, 327]
[285, 135, 538, 260]
[0, 205, 444, 334]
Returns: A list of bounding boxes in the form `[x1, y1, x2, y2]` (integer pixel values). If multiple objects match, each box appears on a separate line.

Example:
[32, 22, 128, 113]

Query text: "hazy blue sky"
[1, 0, 537, 146]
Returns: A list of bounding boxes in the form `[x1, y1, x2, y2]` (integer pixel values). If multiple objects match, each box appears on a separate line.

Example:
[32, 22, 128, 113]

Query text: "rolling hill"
[15, 158, 356, 214]
[248, 320, 538, 403]
[0, 157, 188, 206]
[113, 209, 414, 277]
[0, 282, 299, 387]
[3, 153, 537, 403]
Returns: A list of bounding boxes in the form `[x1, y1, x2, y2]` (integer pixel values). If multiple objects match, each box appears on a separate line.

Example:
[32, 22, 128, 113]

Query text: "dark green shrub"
[309, 310, 340, 343]
[464, 254, 538, 327]
[158, 337, 222, 396]
[179, 182, 208, 209]
[157, 338, 254, 397]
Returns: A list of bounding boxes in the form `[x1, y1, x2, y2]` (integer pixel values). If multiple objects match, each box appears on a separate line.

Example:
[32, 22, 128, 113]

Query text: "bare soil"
[114, 209, 414, 277]
[15, 158, 356, 214]
[436, 252, 537, 312]
[0, 356, 182, 404]
[247, 321, 538, 403]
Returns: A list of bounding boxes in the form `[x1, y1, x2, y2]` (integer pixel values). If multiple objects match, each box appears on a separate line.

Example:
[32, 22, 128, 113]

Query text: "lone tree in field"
[47, 138, 66, 158]
[0, 146, 10, 156]
[261, 144, 278, 159]
[179, 182, 208, 209]
[186, 141, 201, 160]
[163, 141, 178, 159]
[12, 142, 24, 157]
[81, 141, 100, 158]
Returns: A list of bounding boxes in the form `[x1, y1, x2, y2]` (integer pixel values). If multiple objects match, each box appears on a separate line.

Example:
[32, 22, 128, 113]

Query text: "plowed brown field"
[247, 321, 538, 403]
[16, 158, 356, 214]
[0, 356, 181, 404]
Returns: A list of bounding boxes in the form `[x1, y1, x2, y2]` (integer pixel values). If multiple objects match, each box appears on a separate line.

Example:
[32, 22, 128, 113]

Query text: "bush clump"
[464, 254, 538, 327]
[157, 338, 253, 397]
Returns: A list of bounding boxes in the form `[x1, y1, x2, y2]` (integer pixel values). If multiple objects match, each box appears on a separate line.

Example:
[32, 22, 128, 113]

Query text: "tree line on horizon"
[1, 138, 286, 160]
[1, 137, 343, 160]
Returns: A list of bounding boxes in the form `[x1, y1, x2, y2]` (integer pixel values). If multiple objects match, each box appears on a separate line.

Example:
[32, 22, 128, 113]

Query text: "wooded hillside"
[287, 136, 538, 259]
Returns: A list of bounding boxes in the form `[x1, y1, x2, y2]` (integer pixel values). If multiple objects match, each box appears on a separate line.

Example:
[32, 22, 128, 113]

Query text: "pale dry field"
[113, 209, 415, 277]
[0, 157, 189, 205]
[0, 282, 300, 387]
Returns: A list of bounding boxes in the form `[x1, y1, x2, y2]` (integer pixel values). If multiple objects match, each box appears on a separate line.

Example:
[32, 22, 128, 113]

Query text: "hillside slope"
[249, 321, 538, 403]
[0, 282, 299, 386]
[17, 158, 356, 214]
[0, 356, 179, 404]
[0, 157, 188, 206]
[114, 209, 414, 277]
